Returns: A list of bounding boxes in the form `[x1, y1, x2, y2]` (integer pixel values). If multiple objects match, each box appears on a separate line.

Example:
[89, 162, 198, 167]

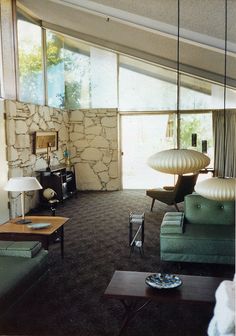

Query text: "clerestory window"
[17, 11, 44, 105]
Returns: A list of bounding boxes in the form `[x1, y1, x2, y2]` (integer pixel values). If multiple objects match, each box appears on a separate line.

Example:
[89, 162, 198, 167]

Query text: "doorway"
[121, 114, 175, 189]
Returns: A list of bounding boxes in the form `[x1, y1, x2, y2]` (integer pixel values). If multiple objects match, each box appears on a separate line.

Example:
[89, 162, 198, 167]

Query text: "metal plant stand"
[129, 212, 145, 256]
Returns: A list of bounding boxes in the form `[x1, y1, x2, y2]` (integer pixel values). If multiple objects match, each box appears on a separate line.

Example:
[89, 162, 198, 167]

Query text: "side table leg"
[60, 225, 64, 258]
[118, 299, 151, 335]
[45, 237, 49, 251]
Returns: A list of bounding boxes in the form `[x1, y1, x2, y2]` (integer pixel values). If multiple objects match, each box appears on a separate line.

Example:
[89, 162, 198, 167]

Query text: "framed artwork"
[34, 131, 58, 154]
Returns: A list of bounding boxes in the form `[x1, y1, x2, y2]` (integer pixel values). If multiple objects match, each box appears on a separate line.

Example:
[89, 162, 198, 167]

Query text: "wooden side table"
[0, 216, 69, 258]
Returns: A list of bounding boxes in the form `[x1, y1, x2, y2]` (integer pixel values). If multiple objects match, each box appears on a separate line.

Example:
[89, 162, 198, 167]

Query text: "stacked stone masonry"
[69, 108, 120, 191]
[5, 100, 120, 218]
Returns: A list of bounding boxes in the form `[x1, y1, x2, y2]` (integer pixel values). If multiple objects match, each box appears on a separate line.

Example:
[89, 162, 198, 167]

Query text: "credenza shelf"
[36, 165, 77, 203]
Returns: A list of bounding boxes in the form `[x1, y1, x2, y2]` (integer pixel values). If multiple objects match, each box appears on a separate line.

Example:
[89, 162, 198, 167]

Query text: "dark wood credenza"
[36, 165, 77, 203]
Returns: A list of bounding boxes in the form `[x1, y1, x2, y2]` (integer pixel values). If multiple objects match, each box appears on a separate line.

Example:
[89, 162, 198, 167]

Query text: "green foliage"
[64, 81, 82, 109]
[18, 47, 42, 75]
[47, 42, 63, 66]
[57, 81, 83, 109]
[18, 33, 64, 104]
[180, 117, 201, 149]
[18, 38, 63, 76]
[180, 114, 212, 151]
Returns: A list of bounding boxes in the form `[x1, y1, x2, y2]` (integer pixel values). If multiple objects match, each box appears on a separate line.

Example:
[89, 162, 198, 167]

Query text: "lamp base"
[16, 219, 32, 224]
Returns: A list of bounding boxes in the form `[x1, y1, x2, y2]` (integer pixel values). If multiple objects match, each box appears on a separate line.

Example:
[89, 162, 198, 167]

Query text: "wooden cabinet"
[36, 165, 77, 203]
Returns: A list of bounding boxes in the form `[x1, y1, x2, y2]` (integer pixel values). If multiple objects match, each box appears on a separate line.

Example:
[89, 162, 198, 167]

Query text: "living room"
[0, 1, 235, 335]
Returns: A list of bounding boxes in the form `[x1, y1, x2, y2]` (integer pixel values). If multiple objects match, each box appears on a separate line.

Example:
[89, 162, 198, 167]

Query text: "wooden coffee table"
[0, 216, 69, 258]
[104, 270, 230, 335]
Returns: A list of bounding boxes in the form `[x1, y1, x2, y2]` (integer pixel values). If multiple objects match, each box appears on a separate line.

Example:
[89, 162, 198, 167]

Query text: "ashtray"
[27, 223, 51, 230]
[145, 273, 182, 289]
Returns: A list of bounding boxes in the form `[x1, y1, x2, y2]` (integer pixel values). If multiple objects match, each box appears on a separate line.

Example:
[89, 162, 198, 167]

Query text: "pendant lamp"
[195, 0, 236, 201]
[148, 148, 210, 175]
[147, 0, 210, 175]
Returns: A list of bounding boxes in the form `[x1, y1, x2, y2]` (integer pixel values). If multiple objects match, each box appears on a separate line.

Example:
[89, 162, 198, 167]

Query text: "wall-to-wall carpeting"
[1, 190, 234, 336]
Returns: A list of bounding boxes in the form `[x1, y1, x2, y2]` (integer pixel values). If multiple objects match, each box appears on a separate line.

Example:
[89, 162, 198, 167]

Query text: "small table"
[0, 216, 69, 258]
[129, 213, 145, 257]
[104, 271, 229, 335]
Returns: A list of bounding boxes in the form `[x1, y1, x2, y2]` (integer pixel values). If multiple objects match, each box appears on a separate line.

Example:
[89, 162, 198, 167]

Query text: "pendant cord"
[176, 0, 180, 149]
[223, 0, 227, 177]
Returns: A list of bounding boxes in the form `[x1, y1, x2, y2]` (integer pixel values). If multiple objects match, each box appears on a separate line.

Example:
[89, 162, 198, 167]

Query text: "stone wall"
[4, 101, 120, 218]
[69, 108, 120, 190]
[5, 100, 70, 217]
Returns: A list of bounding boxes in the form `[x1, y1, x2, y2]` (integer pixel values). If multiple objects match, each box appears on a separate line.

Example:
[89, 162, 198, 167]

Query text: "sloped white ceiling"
[17, 0, 236, 87]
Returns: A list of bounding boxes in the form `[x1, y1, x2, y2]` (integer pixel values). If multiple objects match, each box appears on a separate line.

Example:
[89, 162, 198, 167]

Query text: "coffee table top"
[104, 271, 230, 303]
[0, 216, 69, 235]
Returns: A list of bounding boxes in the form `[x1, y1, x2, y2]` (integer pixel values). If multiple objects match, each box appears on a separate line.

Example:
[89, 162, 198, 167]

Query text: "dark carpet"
[0, 190, 234, 336]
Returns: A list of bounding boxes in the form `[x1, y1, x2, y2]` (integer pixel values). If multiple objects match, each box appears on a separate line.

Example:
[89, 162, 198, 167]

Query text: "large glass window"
[64, 39, 90, 109]
[46, 33, 117, 109]
[17, 10, 236, 112]
[226, 87, 236, 108]
[90, 47, 117, 108]
[46, 31, 64, 108]
[46, 32, 90, 109]
[17, 13, 44, 105]
[119, 56, 236, 111]
[180, 75, 236, 109]
[119, 56, 177, 111]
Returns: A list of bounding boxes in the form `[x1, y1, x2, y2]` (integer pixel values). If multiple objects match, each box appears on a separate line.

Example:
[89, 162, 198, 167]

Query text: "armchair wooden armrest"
[163, 186, 174, 191]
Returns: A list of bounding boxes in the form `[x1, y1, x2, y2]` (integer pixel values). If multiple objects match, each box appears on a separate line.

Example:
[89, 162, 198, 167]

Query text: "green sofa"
[160, 194, 235, 264]
[0, 241, 48, 316]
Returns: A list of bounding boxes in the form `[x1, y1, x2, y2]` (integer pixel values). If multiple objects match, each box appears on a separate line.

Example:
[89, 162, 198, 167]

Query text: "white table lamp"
[4, 177, 42, 224]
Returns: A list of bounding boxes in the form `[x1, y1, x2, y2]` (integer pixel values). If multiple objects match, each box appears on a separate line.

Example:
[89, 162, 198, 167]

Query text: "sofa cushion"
[184, 194, 235, 225]
[0, 249, 48, 315]
[0, 241, 42, 258]
[161, 212, 184, 234]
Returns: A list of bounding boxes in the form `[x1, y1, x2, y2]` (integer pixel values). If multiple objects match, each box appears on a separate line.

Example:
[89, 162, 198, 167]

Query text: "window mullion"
[42, 28, 48, 106]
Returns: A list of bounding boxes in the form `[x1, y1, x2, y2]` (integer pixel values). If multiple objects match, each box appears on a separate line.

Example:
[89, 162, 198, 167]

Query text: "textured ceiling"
[17, 0, 236, 86]
[51, 0, 236, 43]
[82, 0, 232, 37]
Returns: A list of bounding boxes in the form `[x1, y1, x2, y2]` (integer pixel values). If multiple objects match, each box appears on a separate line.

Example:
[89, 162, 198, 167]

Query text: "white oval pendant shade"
[195, 177, 236, 201]
[147, 149, 210, 175]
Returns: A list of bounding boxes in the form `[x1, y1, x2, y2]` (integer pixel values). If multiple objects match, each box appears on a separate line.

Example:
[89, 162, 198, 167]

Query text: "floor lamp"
[4, 177, 42, 224]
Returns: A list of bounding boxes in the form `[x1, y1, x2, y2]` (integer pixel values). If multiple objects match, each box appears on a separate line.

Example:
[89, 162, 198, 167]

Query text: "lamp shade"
[147, 149, 210, 175]
[195, 177, 236, 201]
[4, 177, 42, 192]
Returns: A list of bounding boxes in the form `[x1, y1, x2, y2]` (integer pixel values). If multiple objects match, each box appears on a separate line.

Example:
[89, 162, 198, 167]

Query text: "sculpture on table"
[63, 148, 71, 167]
[43, 188, 56, 201]
[43, 188, 59, 216]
